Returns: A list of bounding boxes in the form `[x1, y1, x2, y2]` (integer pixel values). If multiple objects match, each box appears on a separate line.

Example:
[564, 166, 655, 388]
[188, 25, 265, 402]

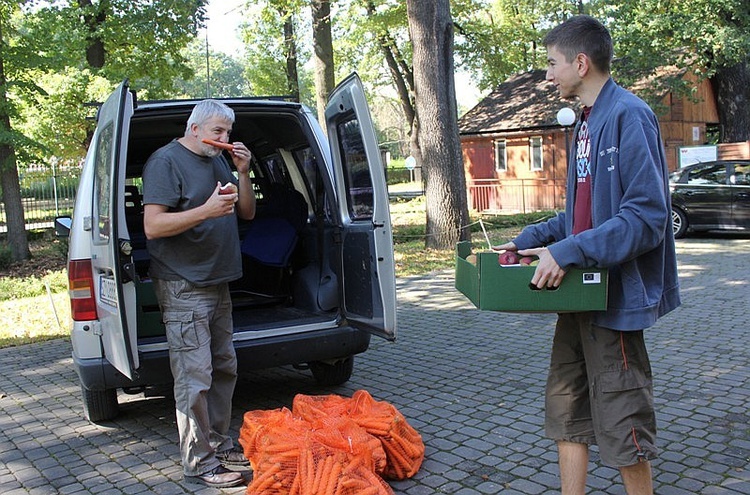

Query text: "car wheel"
[81, 385, 119, 423]
[672, 207, 688, 239]
[309, 357, 354, 386]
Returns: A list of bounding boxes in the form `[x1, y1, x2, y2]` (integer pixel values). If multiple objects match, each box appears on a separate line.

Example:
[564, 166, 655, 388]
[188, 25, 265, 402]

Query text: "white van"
[56, 73, 397, 423]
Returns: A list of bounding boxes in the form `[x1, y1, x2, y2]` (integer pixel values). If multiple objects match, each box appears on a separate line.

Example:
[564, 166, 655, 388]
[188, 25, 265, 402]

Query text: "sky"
[202, 0, 246, 56]
[201, 0, 482, 110]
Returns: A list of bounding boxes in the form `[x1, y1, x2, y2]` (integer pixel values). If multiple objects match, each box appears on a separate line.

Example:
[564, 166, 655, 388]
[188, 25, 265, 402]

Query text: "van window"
[94, 123, 115, 243]
[336, 115, 374, 221]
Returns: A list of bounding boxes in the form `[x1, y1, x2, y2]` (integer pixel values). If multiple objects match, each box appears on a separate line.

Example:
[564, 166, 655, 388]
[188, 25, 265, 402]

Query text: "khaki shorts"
[545, 313, 657, 467]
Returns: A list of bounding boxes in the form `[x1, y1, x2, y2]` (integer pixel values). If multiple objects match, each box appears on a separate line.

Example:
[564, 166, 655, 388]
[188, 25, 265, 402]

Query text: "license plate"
[99, 275, 118, 308]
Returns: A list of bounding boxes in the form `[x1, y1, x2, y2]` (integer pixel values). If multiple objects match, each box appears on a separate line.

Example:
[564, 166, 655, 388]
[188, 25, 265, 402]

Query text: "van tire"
[82, 386, 119, 423]
[309, 357, 354, 386]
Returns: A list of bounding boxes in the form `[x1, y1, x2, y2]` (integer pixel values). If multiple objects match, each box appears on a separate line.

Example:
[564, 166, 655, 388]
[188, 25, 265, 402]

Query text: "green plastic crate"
[455, 241, 608, 312]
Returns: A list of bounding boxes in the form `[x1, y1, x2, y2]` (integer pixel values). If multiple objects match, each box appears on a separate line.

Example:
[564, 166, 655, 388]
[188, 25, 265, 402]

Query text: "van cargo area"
[123, 107, 344, 341]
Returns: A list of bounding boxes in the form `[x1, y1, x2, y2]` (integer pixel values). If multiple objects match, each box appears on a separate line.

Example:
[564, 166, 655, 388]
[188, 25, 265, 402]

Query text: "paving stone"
[1, 236, 749, 494]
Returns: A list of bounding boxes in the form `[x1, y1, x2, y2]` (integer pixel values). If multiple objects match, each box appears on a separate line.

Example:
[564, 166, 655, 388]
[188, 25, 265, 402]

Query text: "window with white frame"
[494, 139, 507, 172]
[530, 136, 543, 171]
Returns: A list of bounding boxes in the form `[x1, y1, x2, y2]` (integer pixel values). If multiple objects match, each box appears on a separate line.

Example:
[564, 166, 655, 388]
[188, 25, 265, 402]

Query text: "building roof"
[459, 64, 690, 137]
[458, 69, 573, 136]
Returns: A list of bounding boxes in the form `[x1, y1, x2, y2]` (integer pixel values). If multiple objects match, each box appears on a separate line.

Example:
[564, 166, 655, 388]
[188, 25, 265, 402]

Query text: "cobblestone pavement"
[1, 235, 749, 494]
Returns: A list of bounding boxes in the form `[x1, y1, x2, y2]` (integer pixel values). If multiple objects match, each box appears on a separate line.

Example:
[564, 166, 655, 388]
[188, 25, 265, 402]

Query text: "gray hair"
[184, 99, 235, 135]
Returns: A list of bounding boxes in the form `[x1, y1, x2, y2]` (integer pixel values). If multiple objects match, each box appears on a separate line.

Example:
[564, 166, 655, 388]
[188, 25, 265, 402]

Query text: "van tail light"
[68, 259, 98, 321]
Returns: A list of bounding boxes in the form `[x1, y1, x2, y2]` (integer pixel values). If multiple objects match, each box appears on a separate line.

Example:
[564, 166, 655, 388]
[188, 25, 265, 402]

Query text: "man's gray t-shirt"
[142, 140, 241, 286]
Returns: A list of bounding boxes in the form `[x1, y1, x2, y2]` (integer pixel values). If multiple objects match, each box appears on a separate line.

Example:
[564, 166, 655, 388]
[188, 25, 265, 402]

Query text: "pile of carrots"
[239, 390, 424, 495]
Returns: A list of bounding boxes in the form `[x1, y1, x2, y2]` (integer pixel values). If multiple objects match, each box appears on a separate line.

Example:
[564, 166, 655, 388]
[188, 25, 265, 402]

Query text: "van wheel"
[309, 357, 354, 386]
[82, 385, 119, 423]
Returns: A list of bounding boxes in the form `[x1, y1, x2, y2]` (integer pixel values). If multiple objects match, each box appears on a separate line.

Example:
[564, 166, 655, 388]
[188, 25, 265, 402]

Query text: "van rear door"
[89, 81, 139, 379]
[325, 73, 397, 341]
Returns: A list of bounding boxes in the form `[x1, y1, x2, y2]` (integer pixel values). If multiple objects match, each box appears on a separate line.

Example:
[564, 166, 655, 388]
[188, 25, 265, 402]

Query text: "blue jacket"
[513, 78, 681, 330]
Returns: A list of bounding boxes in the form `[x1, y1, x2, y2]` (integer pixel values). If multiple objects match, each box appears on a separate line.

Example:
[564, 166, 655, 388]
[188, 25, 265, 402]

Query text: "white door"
[325, 73, 397, 340]
[89, 81, 139, 379]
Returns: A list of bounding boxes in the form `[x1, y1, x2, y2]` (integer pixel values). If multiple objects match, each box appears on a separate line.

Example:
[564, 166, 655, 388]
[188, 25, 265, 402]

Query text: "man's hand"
[207, 182, 238, 217]
[228, 142, 252, 175]
[519, 247, 566, 289]
[492, 241, 517, 252]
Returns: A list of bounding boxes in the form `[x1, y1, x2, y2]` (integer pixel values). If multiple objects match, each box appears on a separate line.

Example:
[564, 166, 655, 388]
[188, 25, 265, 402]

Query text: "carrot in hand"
[202, 138, 235, 151]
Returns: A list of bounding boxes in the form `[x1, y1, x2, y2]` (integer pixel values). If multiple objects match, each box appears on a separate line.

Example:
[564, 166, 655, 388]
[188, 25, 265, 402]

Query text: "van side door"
[89, 81, 139, 379]
[325, 73, 397, 340]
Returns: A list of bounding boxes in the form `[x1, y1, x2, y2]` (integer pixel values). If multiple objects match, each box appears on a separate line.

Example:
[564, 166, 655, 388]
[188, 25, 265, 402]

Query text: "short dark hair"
[543, 15, 612, 74]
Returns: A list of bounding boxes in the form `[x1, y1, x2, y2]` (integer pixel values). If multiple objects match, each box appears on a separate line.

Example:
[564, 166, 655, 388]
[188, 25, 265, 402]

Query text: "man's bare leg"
[620, 461, 653, 495]
[558, 441, 589, 495]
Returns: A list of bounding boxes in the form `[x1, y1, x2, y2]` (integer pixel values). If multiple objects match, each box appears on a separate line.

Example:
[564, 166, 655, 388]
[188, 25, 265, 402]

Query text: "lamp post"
[556, 107, 576, 154]
[555, 107, 576, 208]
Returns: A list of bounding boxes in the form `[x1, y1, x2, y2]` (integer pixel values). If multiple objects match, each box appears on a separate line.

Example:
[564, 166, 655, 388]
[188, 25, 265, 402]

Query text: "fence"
[467, 178, 566, 214]
[2, 169, 565, 234]
[0, 168, 79, 233]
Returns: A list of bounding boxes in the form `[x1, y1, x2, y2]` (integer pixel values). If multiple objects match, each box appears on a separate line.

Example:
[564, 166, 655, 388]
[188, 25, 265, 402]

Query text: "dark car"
[670, 159, 750, 238]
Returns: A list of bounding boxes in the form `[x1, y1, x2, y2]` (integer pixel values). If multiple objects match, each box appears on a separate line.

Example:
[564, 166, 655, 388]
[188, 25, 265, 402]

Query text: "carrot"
[392, 432, 423, 459]
[312, 455, 333, 494]
[355, 486, 384, 495]
[201, 138, 234, 151]
[299, 448, 315, 495]
[289, 474, 301, 495]
[250, 462, 282, 492]
[381, 442, 409, 479]
[323, 458, 342, 495]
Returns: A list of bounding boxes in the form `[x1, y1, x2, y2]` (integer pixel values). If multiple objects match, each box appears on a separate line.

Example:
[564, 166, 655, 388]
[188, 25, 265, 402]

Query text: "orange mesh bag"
[239, 407, 308, 495]
[347, 390, 425, 480]
[291, 393, 350, 422]
[292, 417, 392, 495]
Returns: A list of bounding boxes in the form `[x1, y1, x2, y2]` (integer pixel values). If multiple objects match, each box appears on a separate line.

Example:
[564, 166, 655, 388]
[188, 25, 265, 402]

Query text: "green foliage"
[240, 1, 315, 105]
[606, 0, 750, 96]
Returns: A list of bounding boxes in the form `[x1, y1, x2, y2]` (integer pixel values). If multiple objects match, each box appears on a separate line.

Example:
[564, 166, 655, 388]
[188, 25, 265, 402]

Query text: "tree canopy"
[3, 0, 750, 259]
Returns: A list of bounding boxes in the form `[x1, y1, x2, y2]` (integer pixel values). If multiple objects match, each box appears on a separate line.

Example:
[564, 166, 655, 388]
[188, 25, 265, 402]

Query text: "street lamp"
[556, 106, 576, 158]
[554, 107, 576, 206]
[556, 107, 576, 127]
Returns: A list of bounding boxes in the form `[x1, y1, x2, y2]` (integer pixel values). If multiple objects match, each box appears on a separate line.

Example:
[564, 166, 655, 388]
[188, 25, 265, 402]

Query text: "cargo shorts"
[545, 312, 657, 467]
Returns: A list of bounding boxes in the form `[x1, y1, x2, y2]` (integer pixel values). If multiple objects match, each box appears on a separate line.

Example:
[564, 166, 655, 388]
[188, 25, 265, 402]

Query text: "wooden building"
[458, 68, 726, 213]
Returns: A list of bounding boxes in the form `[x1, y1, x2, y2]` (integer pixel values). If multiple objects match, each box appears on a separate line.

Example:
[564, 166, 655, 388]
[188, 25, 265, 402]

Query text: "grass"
[390, 195, 554, 276]
[0, 196, 556, 348]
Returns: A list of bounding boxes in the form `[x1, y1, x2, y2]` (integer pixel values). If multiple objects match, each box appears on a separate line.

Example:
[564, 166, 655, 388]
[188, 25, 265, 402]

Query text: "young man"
[494, 15, 681, 495]
[143, 100, 256, 488]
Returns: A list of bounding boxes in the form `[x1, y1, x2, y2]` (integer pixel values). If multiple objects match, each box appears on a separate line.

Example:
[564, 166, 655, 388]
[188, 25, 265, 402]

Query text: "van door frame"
[325, 73, 397, 341]
[89, 80, 139, 379]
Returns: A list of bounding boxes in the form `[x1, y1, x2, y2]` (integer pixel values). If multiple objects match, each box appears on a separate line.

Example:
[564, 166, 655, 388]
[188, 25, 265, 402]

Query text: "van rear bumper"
[74, 326, 371, 391]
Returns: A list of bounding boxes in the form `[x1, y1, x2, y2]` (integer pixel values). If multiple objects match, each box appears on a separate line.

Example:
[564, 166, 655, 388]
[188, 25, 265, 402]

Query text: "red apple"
[497, 251, 519, 265]
[519, 256, 536, 266]
[219, 182, 238, 195]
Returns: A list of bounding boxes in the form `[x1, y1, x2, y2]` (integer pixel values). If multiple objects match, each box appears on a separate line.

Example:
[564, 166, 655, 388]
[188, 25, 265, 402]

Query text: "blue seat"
[240, 217, 298, 268]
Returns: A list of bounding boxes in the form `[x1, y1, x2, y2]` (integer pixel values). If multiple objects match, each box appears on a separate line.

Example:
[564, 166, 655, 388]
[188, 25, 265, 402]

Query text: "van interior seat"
[234, 183, 309, 301]
[240, 183, 308, 267]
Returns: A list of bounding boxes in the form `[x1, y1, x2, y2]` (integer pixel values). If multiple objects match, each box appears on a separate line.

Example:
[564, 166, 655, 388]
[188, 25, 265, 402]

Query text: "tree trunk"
[280, 8, 300, 102]
[0, 22, 29, 262]
[711, 57, 750, 143]
[406, 0, 470, 250]
[79, 0, 106, 69]
[311, 0, 335, 126]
